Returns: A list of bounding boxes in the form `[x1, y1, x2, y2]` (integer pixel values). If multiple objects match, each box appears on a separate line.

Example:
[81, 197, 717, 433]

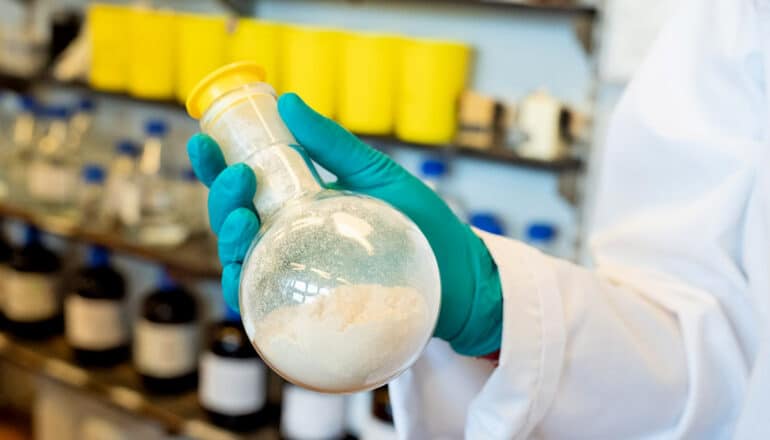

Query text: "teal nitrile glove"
[187, 93, 503, 357]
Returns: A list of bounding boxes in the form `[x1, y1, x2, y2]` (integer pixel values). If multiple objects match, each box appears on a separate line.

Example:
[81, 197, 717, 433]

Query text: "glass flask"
[186, 62, 441, 393]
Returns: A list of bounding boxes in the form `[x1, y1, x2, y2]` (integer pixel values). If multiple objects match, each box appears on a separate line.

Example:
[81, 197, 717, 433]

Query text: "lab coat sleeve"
[390, 0, 765, 437]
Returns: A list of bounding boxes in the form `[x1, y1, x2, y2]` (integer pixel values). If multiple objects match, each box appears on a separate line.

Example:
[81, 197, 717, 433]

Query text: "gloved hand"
[187, 93, 503, 356]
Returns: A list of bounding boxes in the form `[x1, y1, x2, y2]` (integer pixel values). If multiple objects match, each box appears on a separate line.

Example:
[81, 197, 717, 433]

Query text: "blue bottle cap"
[420, 159, 447, 177]
[88, 245, 110, 267]
[159, 269, 178, 291]
[115, 139, 139, 157]
[82, 164, 106, 183]
[144, 119, 168, 137]
[181, 168, 197, 181]
[77, 97, 95, 112]
[470, 213, 505, 236]
[526, 223, 557, 242]
[224, 305, 240, 322]
[24, 225, 40, 244]
[18, 95, 37, 113]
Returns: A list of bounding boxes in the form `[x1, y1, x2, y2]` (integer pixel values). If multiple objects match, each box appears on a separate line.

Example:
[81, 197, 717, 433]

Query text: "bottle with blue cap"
[64, 245, 129, 366]
[102, 139, 140, 226]
[199, 303, 270, 431]
[134, 269, 200, 394]
[525, 222, 558, 254]
[5, 225, 63, 339]
[26, 104, 80, 212]
[77, 163, 108, 227]
[127, 118, 189, 246]
[419, 157, 466, 220]
[66, 97, 96, 151]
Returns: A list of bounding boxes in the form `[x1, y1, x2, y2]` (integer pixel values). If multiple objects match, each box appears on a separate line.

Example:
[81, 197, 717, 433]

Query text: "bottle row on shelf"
[0, 223, 394, 439]
[0, 92, 209, 248]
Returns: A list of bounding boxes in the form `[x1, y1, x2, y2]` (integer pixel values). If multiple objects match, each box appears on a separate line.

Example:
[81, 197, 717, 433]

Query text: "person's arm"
[391, 0, 763, 437]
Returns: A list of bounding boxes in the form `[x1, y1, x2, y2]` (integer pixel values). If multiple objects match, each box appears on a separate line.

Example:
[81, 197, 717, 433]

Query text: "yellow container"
[396, 38, 471, 145]
[280, 25, 339, 118]
[176, 13, 227, 103]
[338, 33, 401, 135]
[128, 8, 176, 99]
[226, 19, 282, 88]
[88, 3, 131, 92]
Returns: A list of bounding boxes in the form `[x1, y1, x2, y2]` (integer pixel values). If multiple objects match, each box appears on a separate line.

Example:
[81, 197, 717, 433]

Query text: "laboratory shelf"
[0, 332, 281, 440]
[0, 201, 222, 279]
[21, 79, 584, 173]
[256, 0, 598, 17]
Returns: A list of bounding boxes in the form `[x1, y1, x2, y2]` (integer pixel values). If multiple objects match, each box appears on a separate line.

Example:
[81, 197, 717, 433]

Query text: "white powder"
[253, 284, 431, 392]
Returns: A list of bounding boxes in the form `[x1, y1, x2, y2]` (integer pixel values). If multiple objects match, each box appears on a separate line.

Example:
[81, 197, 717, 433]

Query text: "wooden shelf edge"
[0, 202, 222, 279]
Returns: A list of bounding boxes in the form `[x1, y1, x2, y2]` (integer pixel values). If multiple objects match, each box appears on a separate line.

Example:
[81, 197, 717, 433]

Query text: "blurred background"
[0, 0, 673, 439]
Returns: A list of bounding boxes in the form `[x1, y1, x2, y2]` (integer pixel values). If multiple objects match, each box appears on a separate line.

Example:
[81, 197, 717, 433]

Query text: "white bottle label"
[65, 296, 129, 350]
[281, 385, 347, 440]
[4, 271, 59, 322]
[199, 352, 266, 415]
[134, 319, 199, 378]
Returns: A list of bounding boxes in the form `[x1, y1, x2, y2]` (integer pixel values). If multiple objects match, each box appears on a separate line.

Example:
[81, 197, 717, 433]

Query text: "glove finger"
[187, 133, 227, 188]
[222, 263, 242, 313]
[277, 93, 404, 189]
[218, 207, 261, 266]
[208, 163, 257, 234]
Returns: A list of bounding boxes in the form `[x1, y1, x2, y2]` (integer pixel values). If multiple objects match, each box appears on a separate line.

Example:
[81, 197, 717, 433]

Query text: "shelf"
[0, 202, 222, 279]
[26, 79, 583, 173]
[0, 332, 281, 439]
[260, 0, 597, 17]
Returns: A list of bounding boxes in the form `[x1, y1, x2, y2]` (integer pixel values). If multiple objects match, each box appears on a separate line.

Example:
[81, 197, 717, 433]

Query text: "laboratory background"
[0, 0, 671, 439]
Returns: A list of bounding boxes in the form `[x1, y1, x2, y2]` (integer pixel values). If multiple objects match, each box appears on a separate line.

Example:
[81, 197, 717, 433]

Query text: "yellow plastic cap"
[186, 61, 266, 119]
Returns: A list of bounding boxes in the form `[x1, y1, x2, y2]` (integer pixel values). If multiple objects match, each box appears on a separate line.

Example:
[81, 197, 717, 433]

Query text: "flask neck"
[201, 84, 323, 219]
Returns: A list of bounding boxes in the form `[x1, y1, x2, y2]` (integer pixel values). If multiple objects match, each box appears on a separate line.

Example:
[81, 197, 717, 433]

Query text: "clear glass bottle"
[65, 246, 129, 366]
[77, 163, 107, 228]
[186, 62, 440, 393]
[7, 95, 39, 198]
[125, 119, 188, 247]
[26, 105, 80, 214]
[5, 225, 62, 339]
[102, 139, 139, 227]
[134, 271, 199, 394]
[199, 305, 269, 432]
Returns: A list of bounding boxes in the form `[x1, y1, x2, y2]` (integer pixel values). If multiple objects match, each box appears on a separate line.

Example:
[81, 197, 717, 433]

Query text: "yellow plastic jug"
[176, 13, 227, 103]
[280, 25, 339, 118]
[396, 38, 471, 145]
[227, 19, 282, 89]
[128, 8, 176, 99]
[88, 3, 131, 92]
[338, 32, 401, 135]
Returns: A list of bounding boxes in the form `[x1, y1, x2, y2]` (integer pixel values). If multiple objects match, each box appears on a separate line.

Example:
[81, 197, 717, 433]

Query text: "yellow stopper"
[186, 61, 266, 119]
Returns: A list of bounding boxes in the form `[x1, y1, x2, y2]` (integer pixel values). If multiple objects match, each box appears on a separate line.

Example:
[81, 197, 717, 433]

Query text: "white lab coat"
[389, 0, 770, 438]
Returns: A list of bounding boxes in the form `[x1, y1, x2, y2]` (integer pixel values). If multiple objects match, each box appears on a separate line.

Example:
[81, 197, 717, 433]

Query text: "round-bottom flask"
[187, 62, 441, 393]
